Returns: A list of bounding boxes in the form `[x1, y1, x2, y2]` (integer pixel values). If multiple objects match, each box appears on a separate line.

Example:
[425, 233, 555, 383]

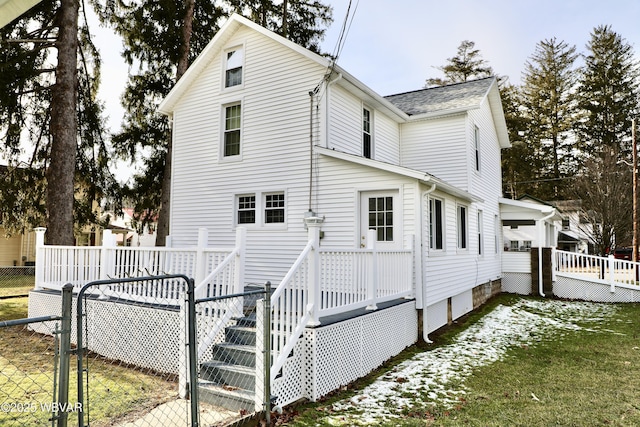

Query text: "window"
[562, 219, 570, 230]
[224, 104, 241, 157]
[474, 125, 480, 172]
[457, 205, 468, 249]
[510, 240, 519, 251]
[237, 194, 256, 224]
[368, 196, 393, 241]
[363, 108, 372, 158]
[225, 48, 243, 88]
[494, 215, 499, 254]
[429, 198, 443, 250]
[478, 210, 484, 256]
[523, 240, 532, 251]
[265, 193, 285, 224]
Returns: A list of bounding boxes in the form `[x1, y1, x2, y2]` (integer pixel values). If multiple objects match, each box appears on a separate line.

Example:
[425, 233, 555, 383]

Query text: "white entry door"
[360, 191, 400, 249]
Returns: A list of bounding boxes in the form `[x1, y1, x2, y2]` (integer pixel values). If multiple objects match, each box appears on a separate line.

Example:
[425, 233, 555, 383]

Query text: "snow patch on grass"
[325, 298, 617, 425]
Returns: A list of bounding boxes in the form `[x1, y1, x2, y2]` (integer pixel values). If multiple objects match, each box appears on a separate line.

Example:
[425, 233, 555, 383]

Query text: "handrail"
[194, 248, 238, 297]
[270, 241, 313, 302]
[269, 240, 314, 383]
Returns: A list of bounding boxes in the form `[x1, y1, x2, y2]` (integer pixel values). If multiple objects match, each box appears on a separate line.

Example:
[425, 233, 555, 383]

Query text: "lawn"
[280, 295, 640, 426]
[0, 297, 182, 427]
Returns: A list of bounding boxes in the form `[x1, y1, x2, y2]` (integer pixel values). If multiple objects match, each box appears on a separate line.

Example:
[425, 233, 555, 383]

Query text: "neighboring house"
[0, 227, 36, 266]
[158, 14, 509, 335]
[103, 208, 157, 247]
[552, 199, 594, 253]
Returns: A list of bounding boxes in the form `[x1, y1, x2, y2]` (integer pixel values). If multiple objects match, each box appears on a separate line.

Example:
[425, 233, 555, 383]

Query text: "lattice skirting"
[28, 290, 181, 374]
[554, 276, 640, 302]
[502, 273, 532, 295]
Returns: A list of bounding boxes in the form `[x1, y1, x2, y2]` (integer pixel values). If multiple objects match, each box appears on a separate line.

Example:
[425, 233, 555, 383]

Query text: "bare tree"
[571, 149, 632, 255]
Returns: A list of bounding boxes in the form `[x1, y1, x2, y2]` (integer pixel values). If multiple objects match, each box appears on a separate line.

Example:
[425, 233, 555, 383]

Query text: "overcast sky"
[94, 0, 640, 133]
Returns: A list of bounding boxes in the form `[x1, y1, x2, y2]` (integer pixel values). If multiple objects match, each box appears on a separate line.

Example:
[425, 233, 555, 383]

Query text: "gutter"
[421, 184, 437, 344]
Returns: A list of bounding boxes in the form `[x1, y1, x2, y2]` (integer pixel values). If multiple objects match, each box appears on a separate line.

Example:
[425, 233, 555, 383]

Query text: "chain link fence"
[0, 286, 73, 427]
[1, 276, 273, 426]
[195, 284, 271, 426]
[0, 266, 35, 299]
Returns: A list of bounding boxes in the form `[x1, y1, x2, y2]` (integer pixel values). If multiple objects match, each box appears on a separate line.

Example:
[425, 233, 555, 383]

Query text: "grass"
[0, 297, 179, 427]
[279, 295, 640, 427]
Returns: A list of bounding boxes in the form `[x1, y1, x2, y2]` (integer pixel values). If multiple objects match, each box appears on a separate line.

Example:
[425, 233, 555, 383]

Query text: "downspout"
[421, 183, 437, 343]
[538, 210, 556, 297]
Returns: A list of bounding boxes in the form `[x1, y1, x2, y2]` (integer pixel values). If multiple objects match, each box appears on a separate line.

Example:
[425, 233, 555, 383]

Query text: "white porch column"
[234, 227, 246, 294]
[366, 229, 378, 310]
[305, 216, 324, 326]
[194, 228, 208, 287]
[34, 227, 46, 290]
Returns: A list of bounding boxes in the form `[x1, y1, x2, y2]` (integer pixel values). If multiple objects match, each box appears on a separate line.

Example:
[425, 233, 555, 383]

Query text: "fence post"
[263, 281, 272, 426]
[366, 229, 378, 310]
[608, 255, 616, 293]
[186, 278, 199, 427]
[195, 228, 208, 287]
[34, 227, 46, 290]
[305, 216, 323, 326]
[55, 283, 73, 427]
[98, 230, 115, 299]
[178, 295, 188, 399]
[234, 227, 246, 294]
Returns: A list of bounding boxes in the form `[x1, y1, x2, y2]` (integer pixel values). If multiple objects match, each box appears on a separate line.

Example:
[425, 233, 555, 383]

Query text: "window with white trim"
[264, 193, 285, 224]
[224, 103, 241, 157]
[494, 214, 499, 254]
[363, 107, 372, 159]
[225, 48, 243, 88]
[457, 205, 468, 249]
[510, 240, 519, 251]
[237, 194, 255, 224]
[429, 198, 444, 250]
[474, 125, 481, 172]
[478, 210, 484, 256]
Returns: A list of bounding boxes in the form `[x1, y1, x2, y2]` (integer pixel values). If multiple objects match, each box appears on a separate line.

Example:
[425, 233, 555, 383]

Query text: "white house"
[158, 13, 510, 336]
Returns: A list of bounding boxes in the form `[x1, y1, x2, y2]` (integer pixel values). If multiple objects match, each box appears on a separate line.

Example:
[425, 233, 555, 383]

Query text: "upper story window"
[562, 219, 570, 230]
[225, 48, 244, 88]
[224, 103, 241, 157]
[474, 125, 481, 172]
[457, 205, 468, 249]
[363, 107, 372, 159]
[265, 193, 285, 224]
[429, 198, 444, 250]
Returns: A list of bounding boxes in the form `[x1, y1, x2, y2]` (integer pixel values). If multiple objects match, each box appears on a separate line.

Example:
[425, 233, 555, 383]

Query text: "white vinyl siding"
[400, 115, 467, 189]
[170, 26, 326, 285]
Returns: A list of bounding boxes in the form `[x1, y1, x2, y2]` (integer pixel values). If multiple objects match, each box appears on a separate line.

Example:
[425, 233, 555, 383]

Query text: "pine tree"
[577, 25, 639, 157]
[520, 38, 578, 199]
[0, 0, 118, 243]
[425, 40, 494, 87]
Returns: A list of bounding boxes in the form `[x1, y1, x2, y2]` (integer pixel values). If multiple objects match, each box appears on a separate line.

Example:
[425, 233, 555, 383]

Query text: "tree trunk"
[47, 0, 78, 246]
[155, 0, 195, 247]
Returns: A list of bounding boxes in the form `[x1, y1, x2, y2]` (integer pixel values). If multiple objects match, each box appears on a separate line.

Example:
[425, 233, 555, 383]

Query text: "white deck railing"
[34, 228, 243, 305]
[269, 223, 415, 383]
[554, 249, 640, 291]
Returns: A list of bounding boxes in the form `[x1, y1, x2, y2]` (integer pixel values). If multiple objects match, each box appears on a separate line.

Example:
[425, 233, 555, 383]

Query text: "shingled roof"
[384, 77, 496, 116]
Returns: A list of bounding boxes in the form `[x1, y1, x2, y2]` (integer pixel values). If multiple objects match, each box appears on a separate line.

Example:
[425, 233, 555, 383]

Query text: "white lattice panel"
[554, 276, 640, 303]
[502, 272, 532, 295]
[307, 301, 417, 401]
[271, 339, 306, 408]
[28, 290, 182, 375]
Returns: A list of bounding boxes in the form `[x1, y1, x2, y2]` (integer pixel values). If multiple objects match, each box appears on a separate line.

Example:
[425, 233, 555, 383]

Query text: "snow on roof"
[323, 298, 616, 424]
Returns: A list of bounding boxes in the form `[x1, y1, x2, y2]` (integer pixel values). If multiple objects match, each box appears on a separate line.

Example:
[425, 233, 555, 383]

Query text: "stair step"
[225, 325, 256, 346]
[213, 343, 256, 367]
[201, 361, 255, 391]
[234, 314, 257, 328]
[199, 380, 255, 412]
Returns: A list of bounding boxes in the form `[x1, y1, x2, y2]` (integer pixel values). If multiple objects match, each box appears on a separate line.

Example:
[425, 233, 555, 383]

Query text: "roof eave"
[316, 146, 483, 203]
